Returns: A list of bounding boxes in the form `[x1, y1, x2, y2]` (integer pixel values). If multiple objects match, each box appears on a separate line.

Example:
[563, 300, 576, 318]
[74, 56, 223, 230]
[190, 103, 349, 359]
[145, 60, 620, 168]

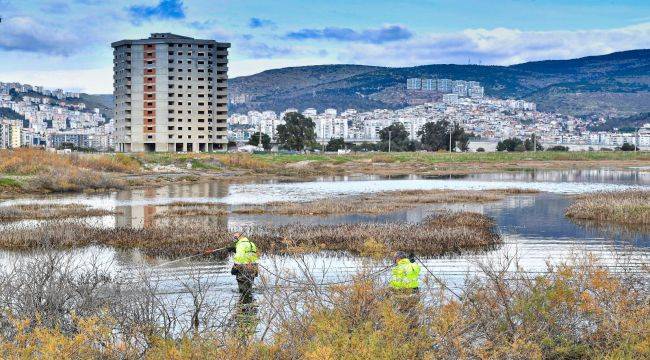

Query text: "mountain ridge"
[83, 49, 650, 118]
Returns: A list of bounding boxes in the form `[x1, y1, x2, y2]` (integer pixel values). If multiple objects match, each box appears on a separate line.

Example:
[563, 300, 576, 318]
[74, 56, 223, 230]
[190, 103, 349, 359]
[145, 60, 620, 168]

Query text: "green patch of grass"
[190, 159, 220, 170]
[0, 178, 22, 188]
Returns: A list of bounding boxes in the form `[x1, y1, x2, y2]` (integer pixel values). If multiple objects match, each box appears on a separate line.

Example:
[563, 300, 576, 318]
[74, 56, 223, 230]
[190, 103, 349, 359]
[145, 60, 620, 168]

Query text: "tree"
[620, 142, 638, 151]
[325, 138, 348, 152]
[524, 134, 544, 151]
[378, 123, 411, 152]
[276, 112, 316, 151]
[496, 138, 524, 152]
[248, 132, 271, 150]
[418, 120, 471, 152]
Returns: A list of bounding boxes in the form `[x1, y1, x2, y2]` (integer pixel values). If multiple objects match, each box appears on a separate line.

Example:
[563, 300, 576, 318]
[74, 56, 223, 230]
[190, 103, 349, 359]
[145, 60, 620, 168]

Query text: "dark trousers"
[232, 263, 258, 305]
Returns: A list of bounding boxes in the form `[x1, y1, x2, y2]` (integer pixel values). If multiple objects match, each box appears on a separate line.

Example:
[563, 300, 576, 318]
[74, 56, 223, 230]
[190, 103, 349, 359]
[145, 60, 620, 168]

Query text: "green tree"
[496, 138, 524, 152]
[276, 112, 316, 151]
[378, 123, 412, 152]
[325, 137, 348, 152]
[418, 120, 471, 152]
[248, 132, 271, 150]
[524, 134, 544, 151]
[620, 142, 638, 151]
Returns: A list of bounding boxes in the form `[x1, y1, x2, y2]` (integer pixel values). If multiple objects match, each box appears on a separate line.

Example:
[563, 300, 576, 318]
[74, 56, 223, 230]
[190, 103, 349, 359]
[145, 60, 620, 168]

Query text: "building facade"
[112, 33, 230, 152]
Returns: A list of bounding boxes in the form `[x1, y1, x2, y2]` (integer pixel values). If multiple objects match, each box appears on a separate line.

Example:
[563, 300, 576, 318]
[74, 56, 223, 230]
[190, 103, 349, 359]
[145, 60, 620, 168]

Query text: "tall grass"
[566, 190, 650, 225]
[235, 189, 539, 215]
[0, 204, 114, 222]
[0, 149, 134, 193]
[0, 212, 499, 258]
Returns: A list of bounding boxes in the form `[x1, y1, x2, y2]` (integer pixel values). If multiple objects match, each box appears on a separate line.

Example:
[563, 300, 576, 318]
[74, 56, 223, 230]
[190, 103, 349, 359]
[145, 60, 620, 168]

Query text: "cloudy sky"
[1, 0, 649, 93]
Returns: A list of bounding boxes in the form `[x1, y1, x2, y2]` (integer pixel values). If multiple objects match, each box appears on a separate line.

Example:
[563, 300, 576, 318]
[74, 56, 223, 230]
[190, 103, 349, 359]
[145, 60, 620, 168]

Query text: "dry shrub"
[0, 252, 646, 359]
[566, 190, 650, 225]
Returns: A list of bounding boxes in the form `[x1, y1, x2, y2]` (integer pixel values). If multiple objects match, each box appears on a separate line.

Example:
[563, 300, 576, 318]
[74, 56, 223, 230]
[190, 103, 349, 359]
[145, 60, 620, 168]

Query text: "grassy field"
[2, 148, 649, 196]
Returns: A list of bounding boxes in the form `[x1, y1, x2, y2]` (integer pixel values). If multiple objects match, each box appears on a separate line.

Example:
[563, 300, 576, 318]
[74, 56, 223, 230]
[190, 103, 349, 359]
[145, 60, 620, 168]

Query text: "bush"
[546, 145, 570, 152]
[476, 147, 485, 152]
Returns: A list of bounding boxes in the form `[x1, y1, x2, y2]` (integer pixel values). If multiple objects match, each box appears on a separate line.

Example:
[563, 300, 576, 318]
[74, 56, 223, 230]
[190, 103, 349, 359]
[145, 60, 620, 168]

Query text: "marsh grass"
[566, 190, 650, 225]
[234, 189, 539, 215]
[0, 149, 134, 193]
[248, 212, 500, 256]
[0, 212, 499, 258]
[0, 204, 115, 222]
[157, 202, 229, 217]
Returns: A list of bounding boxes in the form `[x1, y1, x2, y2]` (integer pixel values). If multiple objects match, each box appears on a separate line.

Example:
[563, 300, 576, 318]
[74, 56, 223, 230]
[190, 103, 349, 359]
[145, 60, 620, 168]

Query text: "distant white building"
[406, 78, 422, 90]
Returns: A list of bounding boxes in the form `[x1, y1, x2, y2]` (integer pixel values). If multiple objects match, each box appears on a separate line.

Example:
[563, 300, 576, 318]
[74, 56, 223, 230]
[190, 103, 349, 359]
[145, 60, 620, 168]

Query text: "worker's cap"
[393, 251, 408, 261]
[232, 231, 242, 240]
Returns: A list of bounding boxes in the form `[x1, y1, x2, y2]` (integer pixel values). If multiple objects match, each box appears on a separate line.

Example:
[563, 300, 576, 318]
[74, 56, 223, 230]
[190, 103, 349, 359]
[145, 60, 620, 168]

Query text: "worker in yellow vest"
[229, 232, 259, 304]
[390, 251, 421, 292]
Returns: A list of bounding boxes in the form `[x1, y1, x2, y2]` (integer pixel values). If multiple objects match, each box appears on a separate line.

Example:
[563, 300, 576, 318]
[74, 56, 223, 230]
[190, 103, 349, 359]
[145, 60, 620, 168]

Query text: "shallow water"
[0, 168, 648, 302]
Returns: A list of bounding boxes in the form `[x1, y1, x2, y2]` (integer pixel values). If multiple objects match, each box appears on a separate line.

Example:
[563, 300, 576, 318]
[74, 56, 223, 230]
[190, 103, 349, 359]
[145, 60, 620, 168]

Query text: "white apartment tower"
[112, 33, 230, 152]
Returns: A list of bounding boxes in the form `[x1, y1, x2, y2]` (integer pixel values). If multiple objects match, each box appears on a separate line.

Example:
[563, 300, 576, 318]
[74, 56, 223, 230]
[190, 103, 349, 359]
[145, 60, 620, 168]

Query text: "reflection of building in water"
[114, 181, 231, 229]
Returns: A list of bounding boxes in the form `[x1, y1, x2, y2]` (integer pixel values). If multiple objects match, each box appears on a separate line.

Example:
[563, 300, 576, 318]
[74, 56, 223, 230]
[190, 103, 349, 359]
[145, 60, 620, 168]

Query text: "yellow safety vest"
[390, 258, 421, 290]
[233, 237, 258, 265]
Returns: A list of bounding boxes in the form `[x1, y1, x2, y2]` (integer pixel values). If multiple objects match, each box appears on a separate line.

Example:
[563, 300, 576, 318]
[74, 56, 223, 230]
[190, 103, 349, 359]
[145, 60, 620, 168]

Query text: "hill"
[228, 49, 650, 117]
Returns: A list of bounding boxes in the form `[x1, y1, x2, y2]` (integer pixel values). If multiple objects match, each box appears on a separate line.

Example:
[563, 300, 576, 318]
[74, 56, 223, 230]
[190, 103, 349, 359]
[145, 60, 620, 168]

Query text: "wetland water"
[0, 168, 649, 301]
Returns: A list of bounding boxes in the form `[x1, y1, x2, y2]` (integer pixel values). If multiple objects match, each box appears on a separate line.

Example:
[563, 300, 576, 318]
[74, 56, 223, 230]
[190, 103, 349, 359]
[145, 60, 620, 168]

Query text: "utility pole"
[258, 121, 262, 148]
[388, 130, 392, 153]
[533, 133, 537, 153]
[448, 122, 453, 152]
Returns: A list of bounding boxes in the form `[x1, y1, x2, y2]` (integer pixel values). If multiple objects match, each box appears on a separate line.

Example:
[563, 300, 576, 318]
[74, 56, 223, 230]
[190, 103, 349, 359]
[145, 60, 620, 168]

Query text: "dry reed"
[0, 212, 500, 258]
[0, 204, 115, 222]
[234, 189, 539, 215]
[565, 190, 650, 225]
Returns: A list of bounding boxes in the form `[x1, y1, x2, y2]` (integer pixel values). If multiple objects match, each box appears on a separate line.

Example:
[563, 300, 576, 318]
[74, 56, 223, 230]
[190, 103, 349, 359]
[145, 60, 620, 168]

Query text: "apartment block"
[112, 33, 230, 152]
[406, 78, 422, 90]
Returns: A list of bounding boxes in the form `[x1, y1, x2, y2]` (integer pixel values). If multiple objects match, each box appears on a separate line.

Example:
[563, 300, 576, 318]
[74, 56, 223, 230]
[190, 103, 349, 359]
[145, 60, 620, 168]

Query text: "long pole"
[449, 123, 453, 152]
[388, 130, 391, 153]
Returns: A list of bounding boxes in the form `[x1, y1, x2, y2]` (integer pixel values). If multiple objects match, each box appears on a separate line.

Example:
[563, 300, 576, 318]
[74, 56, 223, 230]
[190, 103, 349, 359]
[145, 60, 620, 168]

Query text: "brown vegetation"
[0, 212, 499, 258]
[0, 149, 136, 193]
[156, 202, 229, 217]
[566, 190, 650, 225]
[0, 253, 646, 359]
[0, 204, 115, 222]
[234, 188, 539, 215]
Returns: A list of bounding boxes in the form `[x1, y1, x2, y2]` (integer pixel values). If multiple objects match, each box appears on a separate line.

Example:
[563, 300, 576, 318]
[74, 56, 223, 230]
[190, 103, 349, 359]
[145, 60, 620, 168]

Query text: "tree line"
[249, 112, 474, 152]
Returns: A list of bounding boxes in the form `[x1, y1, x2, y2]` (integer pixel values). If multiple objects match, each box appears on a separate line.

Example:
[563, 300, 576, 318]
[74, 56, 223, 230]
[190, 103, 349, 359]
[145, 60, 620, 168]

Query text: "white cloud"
[339, 23, 650, 66]
[0, 68, 113, 93]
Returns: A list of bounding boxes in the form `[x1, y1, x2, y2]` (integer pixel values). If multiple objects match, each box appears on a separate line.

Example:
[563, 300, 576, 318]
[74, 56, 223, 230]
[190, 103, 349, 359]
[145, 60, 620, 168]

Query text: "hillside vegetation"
[228, 49, 650, 117]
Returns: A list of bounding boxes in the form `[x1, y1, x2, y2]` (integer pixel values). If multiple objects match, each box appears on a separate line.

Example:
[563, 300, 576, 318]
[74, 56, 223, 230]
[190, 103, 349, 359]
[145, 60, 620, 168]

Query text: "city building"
[406, 78, 422, 90]
[422, 79, 436, 91]
[112, 33, 230, 152]
[437, 79, 453, 93]
[48, 132, 91, 149]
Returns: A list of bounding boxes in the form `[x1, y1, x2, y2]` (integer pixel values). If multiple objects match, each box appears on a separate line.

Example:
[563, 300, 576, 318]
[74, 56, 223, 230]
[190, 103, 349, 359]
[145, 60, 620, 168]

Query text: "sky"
[0, 0, 649, 93]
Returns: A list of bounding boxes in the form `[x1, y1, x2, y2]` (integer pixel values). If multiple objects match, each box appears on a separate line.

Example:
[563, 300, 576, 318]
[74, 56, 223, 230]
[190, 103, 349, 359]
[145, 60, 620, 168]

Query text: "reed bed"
[565, 190, 650, 225]
[249, 212, 500, 256]
[156, 202, 229, 217]
[0, 204, 115, 222]
[234, 189, 539, 215]
[0, 212, 500, 258]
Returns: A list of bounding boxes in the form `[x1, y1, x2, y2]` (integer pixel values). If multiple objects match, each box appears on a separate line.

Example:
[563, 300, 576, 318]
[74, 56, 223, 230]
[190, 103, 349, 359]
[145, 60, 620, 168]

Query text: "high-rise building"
[406, 78, 422, 90]
[112, 33, 230, 152]
[437, 79, 453, 93]
[422, 79, 436, 91]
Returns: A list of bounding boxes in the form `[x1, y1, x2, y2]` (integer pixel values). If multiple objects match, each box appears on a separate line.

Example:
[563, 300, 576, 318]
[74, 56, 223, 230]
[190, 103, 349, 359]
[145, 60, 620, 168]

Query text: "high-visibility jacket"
[233, 237, 258, 265]
[390, 258, 421, 290]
